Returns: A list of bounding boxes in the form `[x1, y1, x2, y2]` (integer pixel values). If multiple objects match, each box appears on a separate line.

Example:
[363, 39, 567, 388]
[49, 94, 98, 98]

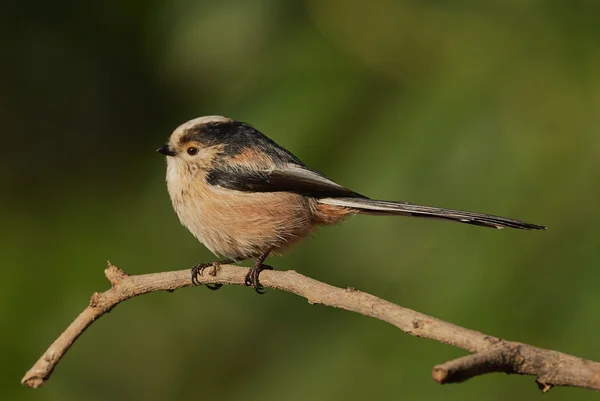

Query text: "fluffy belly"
[172, 185, 314, 259]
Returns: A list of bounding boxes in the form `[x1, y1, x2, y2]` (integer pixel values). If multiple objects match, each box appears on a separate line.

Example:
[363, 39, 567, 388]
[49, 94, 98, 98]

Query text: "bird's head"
[157, 115, 237, 180]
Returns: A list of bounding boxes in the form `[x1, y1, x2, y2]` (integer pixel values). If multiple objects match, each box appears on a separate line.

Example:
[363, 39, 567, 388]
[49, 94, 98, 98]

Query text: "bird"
[157, 115, 545, 293]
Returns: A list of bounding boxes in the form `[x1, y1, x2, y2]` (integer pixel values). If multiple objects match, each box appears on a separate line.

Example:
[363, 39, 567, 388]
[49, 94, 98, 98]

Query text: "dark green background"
[4, 1, 599, 400]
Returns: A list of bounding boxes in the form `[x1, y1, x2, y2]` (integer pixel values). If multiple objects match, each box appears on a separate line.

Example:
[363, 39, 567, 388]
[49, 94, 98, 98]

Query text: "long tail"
[318, 197, 546, 230]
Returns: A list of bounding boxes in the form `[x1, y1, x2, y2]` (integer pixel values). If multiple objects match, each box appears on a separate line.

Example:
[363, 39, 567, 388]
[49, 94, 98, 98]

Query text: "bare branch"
[22, 263, 600, 392]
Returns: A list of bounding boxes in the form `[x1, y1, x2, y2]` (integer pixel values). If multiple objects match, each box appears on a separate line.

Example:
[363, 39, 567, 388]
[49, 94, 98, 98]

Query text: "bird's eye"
[186, 146, 198, 156]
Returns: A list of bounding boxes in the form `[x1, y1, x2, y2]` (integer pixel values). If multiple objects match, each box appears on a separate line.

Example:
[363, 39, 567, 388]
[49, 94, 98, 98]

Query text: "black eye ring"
[186, 146, 198, 156]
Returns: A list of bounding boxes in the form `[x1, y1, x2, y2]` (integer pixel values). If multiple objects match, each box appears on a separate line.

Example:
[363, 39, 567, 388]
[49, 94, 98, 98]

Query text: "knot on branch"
[536, 380, 555, 393]
[104, 262, 127, 287]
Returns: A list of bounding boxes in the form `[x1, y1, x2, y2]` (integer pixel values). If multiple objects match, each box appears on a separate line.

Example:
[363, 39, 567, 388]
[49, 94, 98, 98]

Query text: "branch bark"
[22, 263, 600, 392]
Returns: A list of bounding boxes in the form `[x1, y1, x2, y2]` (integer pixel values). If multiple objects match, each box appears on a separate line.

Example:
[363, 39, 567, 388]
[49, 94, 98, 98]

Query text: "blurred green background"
[3, 1, 600, 400]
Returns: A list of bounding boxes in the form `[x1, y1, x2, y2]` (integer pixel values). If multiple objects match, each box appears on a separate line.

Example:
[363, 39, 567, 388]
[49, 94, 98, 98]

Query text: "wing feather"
[206, 163, 366, 199]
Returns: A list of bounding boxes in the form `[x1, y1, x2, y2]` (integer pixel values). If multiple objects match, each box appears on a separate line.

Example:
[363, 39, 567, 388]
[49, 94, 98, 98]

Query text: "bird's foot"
[244, 263, 273, 294]
[191, 259, 234, 290]
[244, 247, 274, 294]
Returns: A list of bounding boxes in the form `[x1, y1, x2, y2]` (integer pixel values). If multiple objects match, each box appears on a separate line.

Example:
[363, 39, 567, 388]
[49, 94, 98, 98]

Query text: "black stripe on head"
[180, 121, 304, 165]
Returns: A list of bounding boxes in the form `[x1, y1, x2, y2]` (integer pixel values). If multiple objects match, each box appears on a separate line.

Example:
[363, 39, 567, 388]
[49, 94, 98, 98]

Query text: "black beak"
[156, 144, 176, 156]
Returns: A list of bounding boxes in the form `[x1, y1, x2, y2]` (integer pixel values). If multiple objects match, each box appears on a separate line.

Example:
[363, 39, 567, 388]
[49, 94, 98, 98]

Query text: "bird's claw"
[205, 283, 224, 291]
[191, 263, 209, 286]
[191, 262, 223, 290]
[244, 264, 273, 294]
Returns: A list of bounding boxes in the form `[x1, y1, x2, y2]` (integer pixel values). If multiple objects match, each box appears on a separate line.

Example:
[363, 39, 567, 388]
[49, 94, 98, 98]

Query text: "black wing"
[206, 163, 366, 199]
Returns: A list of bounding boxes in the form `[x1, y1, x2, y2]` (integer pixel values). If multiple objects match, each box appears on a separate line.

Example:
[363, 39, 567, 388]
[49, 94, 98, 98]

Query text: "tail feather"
[318, 197, 546, 230]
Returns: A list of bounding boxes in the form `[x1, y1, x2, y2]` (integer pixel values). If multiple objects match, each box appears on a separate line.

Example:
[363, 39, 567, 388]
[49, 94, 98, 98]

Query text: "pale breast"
[169, 174, 314, 259]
